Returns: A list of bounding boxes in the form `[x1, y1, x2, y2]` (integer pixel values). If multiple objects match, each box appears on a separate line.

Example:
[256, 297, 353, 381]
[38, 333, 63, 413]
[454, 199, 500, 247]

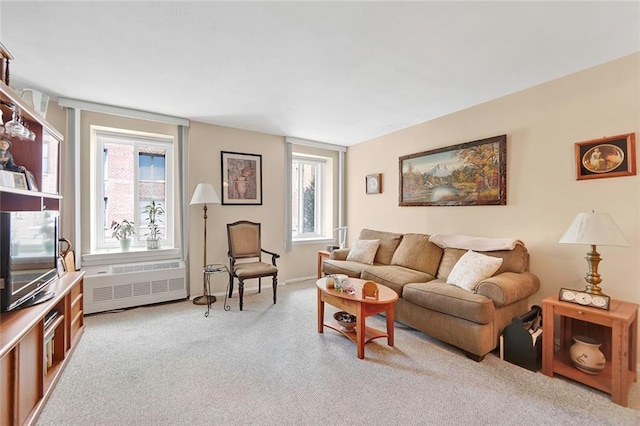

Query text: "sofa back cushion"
[437, 243, 529, 279]
[390, 233, 443, 276]
[358, 229, 403, 265]
[345, 239, 380, 264]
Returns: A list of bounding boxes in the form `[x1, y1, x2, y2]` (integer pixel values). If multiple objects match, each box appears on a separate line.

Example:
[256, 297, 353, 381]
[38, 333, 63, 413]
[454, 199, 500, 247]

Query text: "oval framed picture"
[581, 144, 624, 174]
[575, 133, 636, 180]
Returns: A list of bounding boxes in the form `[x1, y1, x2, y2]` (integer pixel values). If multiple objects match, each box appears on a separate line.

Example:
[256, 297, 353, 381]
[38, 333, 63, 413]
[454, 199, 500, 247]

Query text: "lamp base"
[192, 295, 217, 305]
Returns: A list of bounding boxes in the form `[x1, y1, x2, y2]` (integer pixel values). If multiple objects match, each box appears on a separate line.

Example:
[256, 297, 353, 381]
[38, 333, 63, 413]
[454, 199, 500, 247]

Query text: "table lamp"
[190, 183, 221, 305]
[559, 211, 629, 295]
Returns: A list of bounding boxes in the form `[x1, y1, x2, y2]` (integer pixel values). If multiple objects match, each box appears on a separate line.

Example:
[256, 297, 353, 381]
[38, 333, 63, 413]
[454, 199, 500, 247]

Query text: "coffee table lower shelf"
[323, 319, 389, 345]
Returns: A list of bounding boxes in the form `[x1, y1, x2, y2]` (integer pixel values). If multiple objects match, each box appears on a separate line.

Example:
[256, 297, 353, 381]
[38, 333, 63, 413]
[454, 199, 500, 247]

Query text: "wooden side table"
[317, 250, 330, 279]
[542, 293, 638, 406]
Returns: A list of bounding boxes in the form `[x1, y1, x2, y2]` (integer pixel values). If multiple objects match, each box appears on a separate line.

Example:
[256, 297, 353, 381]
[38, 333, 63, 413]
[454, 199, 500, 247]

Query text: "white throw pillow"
[446, 250, 503, 292]
[346, 239, 380, 265]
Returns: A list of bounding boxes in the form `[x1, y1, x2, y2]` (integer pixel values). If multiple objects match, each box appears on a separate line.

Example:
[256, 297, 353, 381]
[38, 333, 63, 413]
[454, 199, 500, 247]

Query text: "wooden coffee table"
[316, 277, 399, 359]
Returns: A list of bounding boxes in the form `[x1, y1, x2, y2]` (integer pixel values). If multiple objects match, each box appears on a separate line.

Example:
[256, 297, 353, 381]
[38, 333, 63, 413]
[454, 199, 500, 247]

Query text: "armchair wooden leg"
[258, 277, 262, 293]
[272, 276, 277, 304]
[239, 279, 245, 311]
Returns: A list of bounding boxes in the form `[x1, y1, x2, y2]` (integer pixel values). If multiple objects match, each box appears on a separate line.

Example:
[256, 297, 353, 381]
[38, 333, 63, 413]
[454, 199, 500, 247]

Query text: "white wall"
[187, 122, 324, 298]
[345, 53, 639, 318]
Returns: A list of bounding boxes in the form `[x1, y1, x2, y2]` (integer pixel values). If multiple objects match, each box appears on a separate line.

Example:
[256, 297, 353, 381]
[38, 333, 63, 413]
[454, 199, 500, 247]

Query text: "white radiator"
[83, 259, 187, 314]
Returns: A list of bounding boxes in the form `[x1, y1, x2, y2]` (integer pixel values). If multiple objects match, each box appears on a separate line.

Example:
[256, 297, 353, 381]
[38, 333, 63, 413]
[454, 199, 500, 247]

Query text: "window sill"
[292, 237, 336, 246]
[82, 247, 181, 267]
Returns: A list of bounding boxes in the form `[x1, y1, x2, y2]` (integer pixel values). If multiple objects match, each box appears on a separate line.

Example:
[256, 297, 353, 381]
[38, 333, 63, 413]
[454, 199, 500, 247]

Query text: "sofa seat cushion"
[358, 229, 403, 265]
[360, 265, 433, 296]
[322, 259, 365, 278]
[402, 280, 495, 324]
[390, 233, 443, 276]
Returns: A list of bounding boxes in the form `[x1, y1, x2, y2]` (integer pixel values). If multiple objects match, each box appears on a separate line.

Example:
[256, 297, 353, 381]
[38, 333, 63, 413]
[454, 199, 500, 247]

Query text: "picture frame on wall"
[366, 173, 382, 194]
[575, 133, 636, 180]
[221, 151, 263, 205]
[399, 134, 507, 206]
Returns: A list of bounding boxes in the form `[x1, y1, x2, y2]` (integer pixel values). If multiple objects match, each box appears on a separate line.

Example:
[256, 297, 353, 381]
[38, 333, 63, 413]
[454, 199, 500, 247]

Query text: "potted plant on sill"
[143, 200, 164, 250]
[110, 219, 136, 251]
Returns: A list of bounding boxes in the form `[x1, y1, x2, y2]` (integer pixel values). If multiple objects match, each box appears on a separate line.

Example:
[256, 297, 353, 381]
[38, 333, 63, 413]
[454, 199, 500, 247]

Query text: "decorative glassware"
[4, 110, 23, 137]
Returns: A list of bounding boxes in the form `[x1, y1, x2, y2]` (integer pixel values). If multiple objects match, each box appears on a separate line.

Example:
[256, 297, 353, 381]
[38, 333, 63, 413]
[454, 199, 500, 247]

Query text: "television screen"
[0, 211, 59, 312]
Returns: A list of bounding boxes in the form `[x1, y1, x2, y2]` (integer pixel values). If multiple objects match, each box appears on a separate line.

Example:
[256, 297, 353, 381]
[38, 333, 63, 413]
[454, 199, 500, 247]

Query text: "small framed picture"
[56, 257, 66, 277]
[221, 151, 263, 205]
[11, 171, 28, 190]
[575, 133, 636, 180]
[24, 169, 38, 191]
[366, 173, 382, 194]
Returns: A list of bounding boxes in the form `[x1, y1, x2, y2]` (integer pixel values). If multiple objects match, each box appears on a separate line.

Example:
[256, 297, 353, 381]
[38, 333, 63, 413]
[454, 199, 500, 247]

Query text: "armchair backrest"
[227, 220, 262, 259]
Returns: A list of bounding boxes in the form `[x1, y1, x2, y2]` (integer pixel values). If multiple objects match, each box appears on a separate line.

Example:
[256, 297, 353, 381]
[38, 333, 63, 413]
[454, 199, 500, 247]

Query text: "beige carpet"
[38, 280, 639, 425]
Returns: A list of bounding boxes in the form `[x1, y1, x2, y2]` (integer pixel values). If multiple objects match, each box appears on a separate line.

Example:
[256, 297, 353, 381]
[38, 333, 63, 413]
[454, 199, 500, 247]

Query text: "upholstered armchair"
[226, 220, 280, 311]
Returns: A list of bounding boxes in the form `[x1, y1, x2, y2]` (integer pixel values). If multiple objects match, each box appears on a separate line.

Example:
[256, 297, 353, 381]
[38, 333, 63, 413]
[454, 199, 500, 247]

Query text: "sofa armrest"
[475, 272, 540, 307]
[330, 248, 350, 261]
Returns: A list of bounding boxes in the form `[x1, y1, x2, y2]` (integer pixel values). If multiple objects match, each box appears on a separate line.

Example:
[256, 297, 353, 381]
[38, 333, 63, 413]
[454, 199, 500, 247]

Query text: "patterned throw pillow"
[346, 239, 380, 265]
[446, 250, 503, 292]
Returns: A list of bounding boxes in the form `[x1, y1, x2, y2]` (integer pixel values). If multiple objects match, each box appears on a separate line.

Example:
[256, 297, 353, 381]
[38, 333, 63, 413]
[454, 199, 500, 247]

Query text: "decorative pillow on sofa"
[346, 239, 380, 265]
[446, 250, 503, 292]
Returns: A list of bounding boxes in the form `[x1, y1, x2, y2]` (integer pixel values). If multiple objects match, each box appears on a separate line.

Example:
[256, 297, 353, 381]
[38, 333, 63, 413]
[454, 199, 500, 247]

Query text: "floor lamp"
[190, 183, 221, 305]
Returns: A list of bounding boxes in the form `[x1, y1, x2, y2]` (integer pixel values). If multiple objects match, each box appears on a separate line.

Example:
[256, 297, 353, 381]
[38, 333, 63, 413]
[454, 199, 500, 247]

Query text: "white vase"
[119, 238, 131, 251]
[146, 239, 160, 250]
[569, 335, 606, 375]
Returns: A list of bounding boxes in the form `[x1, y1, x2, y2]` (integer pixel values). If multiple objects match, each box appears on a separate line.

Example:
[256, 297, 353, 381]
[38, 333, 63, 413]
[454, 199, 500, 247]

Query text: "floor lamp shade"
[559, 212, 629, 295]
[190, 183, 220, 305]
[190, 183, 221, 205]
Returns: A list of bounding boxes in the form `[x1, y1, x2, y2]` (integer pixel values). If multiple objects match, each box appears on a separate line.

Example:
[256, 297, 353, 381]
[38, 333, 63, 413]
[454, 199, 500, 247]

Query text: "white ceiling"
[1, 1, 638, 146]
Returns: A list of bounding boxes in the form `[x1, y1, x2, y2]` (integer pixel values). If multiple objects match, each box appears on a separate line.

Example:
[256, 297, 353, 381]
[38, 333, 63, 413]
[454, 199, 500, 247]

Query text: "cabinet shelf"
[0, 186, 61, 199]
[43, 314, 64, 338]
[0, 80, 62, 140]
[551, 349, 612, 394]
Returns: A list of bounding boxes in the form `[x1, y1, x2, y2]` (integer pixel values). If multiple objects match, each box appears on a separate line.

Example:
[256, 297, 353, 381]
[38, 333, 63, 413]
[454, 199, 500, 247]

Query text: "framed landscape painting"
[399, 135, 507, 207]
[221, 151, 262, 205]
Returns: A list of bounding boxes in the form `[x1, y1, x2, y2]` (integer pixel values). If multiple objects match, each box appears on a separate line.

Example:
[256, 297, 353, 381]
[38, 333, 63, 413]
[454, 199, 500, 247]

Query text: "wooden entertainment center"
[0, 272, 84, 425]
[0, 80, 85, 425]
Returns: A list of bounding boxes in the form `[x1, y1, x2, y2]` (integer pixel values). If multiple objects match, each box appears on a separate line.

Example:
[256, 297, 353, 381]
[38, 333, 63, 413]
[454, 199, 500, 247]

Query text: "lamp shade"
[559, 212, 629, 246]
[190, 183, 221, 205]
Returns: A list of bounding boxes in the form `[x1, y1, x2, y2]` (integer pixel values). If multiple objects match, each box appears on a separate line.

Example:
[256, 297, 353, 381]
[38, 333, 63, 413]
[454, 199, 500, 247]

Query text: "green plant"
[110, 219, 136, 240]
[143, 201, 164, 240]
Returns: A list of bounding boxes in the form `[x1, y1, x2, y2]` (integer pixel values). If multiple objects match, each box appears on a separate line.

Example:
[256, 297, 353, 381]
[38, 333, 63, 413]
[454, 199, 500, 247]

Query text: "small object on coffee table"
[325, 276, 335, 289]
[362, 281, 379, 300]
[334, 311, 356, 332]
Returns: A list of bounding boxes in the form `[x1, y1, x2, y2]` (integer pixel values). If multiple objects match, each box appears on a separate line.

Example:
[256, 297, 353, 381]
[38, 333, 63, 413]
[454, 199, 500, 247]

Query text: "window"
[292, 155, 325, 238]
[285, 137, 346, 251]
[91, 126, 174, 251]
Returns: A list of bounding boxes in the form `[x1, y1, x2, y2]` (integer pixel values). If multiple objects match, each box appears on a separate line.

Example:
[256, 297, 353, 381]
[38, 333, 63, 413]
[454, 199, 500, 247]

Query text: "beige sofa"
[322, 229, 540, 360]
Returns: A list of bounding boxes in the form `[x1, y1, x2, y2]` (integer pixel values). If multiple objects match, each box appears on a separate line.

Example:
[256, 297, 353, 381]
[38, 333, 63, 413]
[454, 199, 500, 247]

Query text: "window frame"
[90, 125, 175, 252]
[292, 154, 325, 240]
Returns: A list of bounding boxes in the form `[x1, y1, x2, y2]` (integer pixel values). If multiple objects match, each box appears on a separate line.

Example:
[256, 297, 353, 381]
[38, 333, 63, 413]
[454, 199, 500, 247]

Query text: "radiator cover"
[83, 259, 187, 314]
